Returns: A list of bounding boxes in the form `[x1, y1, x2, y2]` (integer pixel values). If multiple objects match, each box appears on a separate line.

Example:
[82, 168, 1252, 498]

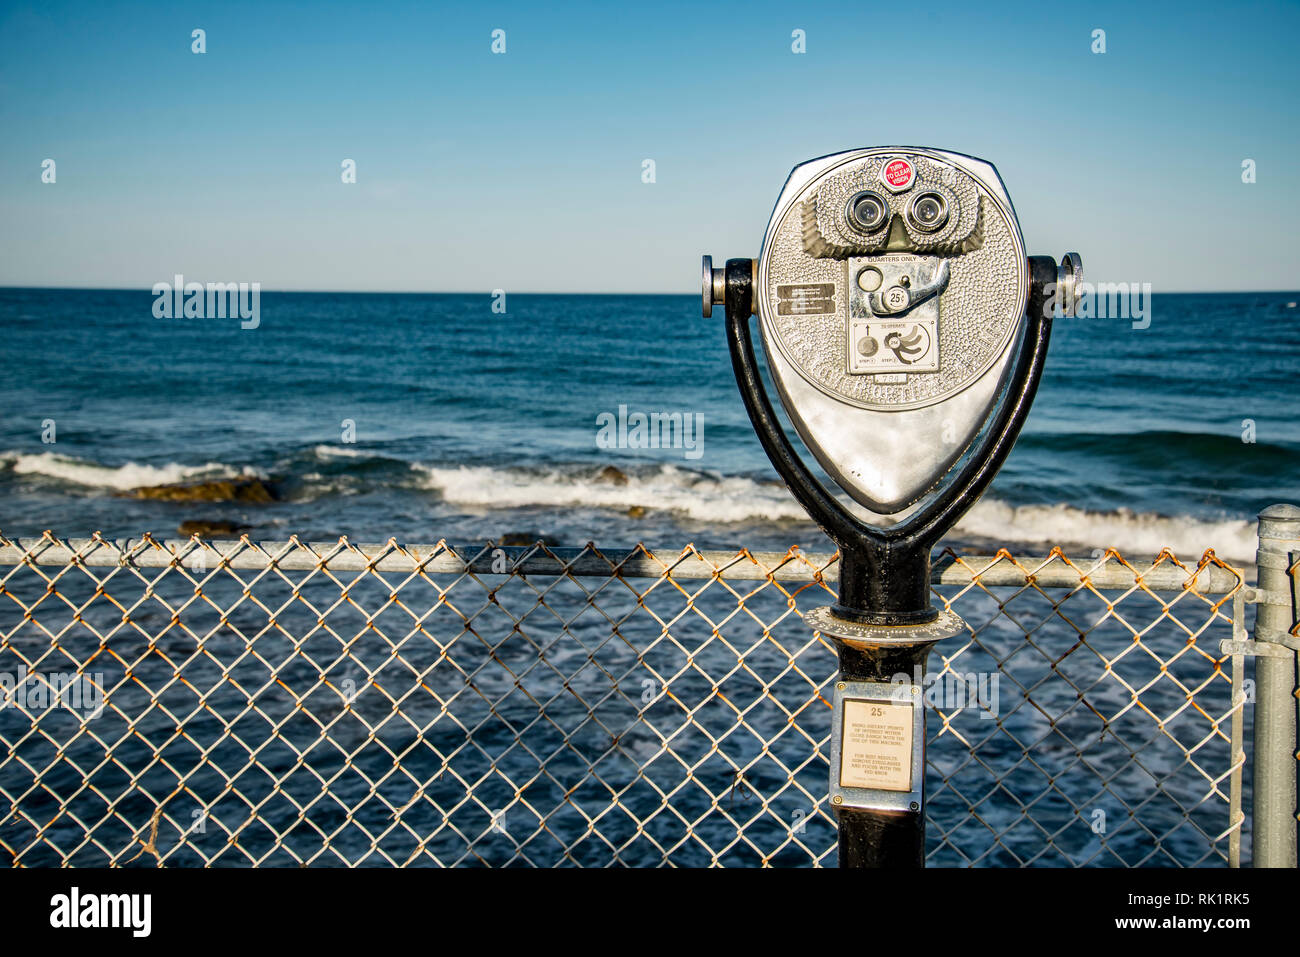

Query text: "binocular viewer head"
[705, 147, 1080, 516]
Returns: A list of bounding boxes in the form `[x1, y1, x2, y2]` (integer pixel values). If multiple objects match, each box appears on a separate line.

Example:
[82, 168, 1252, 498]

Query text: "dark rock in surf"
[130, 478, 278, 504]
[177, 520, 250, 539]
[495, 531, 561, 547]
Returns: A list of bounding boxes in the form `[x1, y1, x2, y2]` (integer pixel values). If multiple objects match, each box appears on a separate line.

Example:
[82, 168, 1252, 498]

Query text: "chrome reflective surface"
[756, 147, 1029, 513]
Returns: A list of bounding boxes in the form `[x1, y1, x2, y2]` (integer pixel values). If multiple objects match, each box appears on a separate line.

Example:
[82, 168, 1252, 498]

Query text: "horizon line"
[3, 285, 1299, 297]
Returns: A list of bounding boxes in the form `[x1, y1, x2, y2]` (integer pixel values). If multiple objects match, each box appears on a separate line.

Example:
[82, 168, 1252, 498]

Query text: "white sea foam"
[417, 463, 809, 523]
[6, 452, 245, 491]
[313, 444, 371, 460]
[952, 499, 1256, 563]
[417, 463, 1258, 561]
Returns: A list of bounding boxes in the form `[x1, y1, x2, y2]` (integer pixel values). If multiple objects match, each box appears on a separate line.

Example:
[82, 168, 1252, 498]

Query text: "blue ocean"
[1, 287, 1296, 867]
[1, 288, 1296, 560]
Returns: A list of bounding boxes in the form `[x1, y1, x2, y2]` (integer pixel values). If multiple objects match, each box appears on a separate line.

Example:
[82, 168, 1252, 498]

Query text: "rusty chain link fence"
[0, 531, 1256, 868]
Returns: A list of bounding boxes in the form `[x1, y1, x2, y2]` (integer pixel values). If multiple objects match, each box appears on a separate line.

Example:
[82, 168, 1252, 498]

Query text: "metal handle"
[1057, 252, 1083, 317]
[701, 255, 727, 318]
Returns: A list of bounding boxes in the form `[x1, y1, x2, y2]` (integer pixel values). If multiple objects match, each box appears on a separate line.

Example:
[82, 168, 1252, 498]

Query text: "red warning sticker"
[882, 158, 915, 193]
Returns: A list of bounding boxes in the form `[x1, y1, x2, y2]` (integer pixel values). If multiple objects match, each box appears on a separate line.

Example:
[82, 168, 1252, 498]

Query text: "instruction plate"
[829, 680, 925, 813]
[840, 698, 914, 791]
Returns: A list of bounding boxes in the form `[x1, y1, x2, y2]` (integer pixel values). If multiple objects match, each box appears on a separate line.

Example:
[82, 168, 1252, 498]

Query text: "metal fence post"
[1252, 504, 1300, 868]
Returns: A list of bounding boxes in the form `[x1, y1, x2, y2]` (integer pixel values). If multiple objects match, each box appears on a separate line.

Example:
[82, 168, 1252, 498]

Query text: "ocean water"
[0, 288, 1296, 561]
[1, 288, 1295, 867]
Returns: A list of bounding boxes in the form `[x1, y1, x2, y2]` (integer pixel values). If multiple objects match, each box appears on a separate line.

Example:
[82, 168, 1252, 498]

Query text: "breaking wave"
[417, 462, 1258, 561]
[416, 463, 809, 523]
[4, 451, 247, 491]
[951, 499, 1255, 562]
[2, 449, 1259, 561]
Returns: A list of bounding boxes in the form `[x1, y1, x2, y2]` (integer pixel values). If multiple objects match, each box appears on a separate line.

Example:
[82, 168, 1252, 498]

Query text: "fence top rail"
[0, 533, 1248, 594]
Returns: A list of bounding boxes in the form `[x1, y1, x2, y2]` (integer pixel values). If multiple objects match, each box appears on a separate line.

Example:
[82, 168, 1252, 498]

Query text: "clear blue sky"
[1, 0, 1297, 292]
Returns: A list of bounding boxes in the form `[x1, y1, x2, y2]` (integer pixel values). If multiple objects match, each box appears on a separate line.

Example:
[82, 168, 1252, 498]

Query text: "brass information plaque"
[839, 698, 914, 792]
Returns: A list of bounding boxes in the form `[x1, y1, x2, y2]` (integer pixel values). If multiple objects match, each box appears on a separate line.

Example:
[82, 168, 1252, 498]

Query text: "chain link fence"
[0, 532, 1251, 867]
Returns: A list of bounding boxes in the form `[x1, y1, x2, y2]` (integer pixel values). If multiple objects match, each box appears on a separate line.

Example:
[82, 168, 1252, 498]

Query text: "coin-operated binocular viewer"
[702, 148, 1081, 868]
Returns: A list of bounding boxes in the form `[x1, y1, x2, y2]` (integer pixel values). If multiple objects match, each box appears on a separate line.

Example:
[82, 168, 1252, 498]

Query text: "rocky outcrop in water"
[129, 478, 278, 503]
[177, 520, 251, 538]
[595, 465, 629, 486]
[495, 532, 561, 547]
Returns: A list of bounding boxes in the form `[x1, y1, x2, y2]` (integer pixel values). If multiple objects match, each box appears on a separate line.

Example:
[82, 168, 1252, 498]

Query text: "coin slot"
[856, 266, 883, 292]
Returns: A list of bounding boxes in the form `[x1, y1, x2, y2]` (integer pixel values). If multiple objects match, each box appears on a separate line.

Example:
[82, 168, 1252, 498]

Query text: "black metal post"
[833, 634, 938, 867]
